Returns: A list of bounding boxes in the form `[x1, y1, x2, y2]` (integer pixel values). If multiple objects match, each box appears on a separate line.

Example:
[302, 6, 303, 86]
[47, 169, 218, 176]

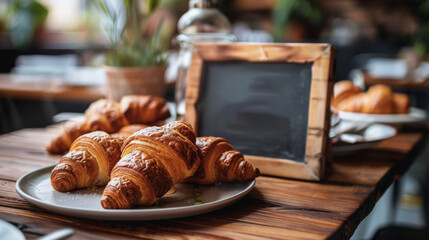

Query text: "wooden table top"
[362, 72, 429, 89]
[0, 74, 105, 102]
[0, 126, 426, 239]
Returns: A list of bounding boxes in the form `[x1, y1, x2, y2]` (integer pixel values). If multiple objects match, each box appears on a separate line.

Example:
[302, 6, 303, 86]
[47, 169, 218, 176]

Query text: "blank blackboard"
[185, 43, 333, 180]
[197, 61, 312, 162]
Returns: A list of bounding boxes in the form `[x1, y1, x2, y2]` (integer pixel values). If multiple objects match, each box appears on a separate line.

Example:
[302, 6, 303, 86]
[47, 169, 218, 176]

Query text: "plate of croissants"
[331, 81, 426, 123]
[15, 96, 259, 220]
[16, 121, 260, 221]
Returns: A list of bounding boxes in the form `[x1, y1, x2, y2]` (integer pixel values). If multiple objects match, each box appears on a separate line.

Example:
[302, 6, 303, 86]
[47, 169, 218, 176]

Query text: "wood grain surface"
[0, 126, 426, 239]
[362, 72, 429, 90]
[0, 74, 105, 102]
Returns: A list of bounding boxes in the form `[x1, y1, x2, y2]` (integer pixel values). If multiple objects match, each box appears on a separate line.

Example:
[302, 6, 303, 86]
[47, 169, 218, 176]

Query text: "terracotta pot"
[104, 65, 167, 102]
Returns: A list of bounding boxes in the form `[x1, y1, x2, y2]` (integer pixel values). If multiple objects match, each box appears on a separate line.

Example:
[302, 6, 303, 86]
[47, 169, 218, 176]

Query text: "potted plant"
[272, 0, 323, 41]
[5, 0, 48, 49]
[96, 0, 169, 101]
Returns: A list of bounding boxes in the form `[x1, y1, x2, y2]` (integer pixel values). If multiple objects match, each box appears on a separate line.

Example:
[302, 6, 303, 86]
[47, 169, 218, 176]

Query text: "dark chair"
[371, 226, 429, 240]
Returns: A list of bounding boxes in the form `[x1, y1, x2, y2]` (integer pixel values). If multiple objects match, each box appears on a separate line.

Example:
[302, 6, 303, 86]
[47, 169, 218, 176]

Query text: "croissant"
[47, 95, 171, 154]
[120, 95, 170, 124]
[331, 80, 362, 109]
[111, 124, 149, 141]
[393, 93, 410, 114]
[46, 119, 90, 154]
[332, 81, 410, 114]
[50, 131, 122, 192]
[85, 99, 129, 133]
[361, 84, 394, 114]
[335, 92, 366, 113]
[161, 120, 196, 144]
[187, 137, 260, 184]
[100, 121, 200, 209]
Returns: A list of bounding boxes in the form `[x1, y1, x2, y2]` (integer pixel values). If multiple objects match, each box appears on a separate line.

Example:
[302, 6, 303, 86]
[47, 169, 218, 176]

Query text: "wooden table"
[0, 74, 105, 102]
[0, 126, 426, 239]
[362, 72, 429, 90]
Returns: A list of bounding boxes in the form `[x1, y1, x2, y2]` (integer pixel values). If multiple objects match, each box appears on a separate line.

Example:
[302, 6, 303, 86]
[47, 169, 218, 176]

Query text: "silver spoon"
[37, 228, 74, 240]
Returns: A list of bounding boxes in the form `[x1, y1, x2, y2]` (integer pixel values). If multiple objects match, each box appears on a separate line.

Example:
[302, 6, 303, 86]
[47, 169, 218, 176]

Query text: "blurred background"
[0, 0, 429, 239]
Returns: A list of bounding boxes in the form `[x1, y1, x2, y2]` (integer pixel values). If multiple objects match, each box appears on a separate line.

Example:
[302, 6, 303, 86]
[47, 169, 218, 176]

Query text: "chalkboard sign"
[185, 43, 334, 180]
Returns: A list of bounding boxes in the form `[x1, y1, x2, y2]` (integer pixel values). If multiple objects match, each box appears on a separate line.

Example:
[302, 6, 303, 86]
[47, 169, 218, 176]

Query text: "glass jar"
[175, 0, 235, 119]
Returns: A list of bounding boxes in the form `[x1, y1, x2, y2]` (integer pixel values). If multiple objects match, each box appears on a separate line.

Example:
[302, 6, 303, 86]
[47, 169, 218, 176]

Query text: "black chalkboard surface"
[197, 61, 312, 162]
[185, 43, 333, 180]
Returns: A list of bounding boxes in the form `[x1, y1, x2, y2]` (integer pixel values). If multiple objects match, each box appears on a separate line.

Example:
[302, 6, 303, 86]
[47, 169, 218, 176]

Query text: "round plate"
[332, 123, 397, 153]
[0, 219, 25, 240]
[337, 107, 426, 123]
[16, 165, 255, 221]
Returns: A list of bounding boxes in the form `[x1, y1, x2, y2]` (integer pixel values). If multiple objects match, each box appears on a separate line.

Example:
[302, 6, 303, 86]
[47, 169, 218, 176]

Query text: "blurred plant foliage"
[93, 0, 167, 67]
[6, 0, 48, 49]
[414, 0, 429, 56]
[272, 0, 322, 41]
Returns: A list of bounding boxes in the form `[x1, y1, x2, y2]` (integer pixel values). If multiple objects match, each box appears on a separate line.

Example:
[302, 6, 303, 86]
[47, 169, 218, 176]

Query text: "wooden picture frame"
[184, 43, 334, 181]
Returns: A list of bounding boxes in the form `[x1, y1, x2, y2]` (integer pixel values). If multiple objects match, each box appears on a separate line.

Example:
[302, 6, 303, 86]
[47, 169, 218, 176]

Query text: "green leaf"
[6, 0, 49, 49]
[94, 0, 167, 67]
[272, 0, 322, 41]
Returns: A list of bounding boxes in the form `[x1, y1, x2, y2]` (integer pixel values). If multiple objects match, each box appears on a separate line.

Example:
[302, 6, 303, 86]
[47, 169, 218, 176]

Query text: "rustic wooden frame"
[184, 43, 334, 181]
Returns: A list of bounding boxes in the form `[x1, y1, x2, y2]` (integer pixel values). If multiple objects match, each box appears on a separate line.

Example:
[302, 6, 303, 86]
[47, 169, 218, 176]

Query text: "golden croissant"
[187, 137, 260, 184]
[100, 121, 200, 209]
[50, 131, 123, 192]
[46, 95, 170, 154]
[111, 121, 167, 141]
[46, 119, 90, 154]
[331, 81, 409, 114]
[120, 95, 170, 124]
[331, 80, 362, 108]
[110, 124, 149, 141]
[85, 99, 129, 133]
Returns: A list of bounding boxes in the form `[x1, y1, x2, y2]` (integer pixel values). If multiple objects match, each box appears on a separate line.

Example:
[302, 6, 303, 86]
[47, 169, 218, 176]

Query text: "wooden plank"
[184, 50, 204, 133]
[305, 45, 333, 180]
[0, 127, 59, 149]
[0, 74, 105, 102]
[0, 127, 425, 239]
[0, 210, 154, 240]
[362, 72, 429, 90]
[246, 155, 319, 180]
[0, 175, 370, 240]
[0, 212, 129, 240]
[0, 155, 54, 181]
[0, 128, 60, 181]
[192, 43, 328, 63]
[327, 133, 426, 186]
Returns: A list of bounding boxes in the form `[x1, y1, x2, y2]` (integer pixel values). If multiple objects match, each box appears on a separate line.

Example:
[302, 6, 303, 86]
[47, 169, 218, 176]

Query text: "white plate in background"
[16, 165, 255, 221]
[337, 107, 426, 124]
[332, 123, 397, 153]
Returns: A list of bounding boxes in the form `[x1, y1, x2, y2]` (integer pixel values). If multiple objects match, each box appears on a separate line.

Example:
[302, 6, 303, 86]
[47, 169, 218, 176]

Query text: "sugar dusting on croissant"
[100, 121, 200, 209]
[50, 131, 122, 192]
[187, 137, 260, 184]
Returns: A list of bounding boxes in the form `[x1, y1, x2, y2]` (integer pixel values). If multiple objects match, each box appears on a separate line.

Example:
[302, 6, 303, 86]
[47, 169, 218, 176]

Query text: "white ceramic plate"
[332, 123, 397, 153]
[0, 219, 25, 240]
[337, 107, 426, 123]
[15, 165, 255, 221]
